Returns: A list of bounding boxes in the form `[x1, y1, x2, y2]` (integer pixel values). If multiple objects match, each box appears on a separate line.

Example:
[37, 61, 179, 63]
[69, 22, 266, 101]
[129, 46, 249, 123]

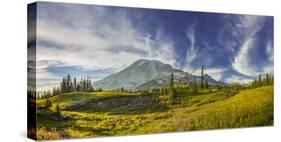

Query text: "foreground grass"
[36, 86, 273, 140]
[142, 86, 273, 133]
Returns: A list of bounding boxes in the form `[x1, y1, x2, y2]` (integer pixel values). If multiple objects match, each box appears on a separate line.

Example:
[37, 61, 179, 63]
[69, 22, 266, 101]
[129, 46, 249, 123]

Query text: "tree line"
[191, 65, 210, 93]
[250, 73, 274, 88]
[60, 74, 94, 93]
[227, 73, 274, 90]
[40, 74, 102, 99]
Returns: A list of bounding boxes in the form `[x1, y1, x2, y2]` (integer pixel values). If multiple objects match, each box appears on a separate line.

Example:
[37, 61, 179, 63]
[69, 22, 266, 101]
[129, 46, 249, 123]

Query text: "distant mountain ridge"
[93, 59, 224, 90]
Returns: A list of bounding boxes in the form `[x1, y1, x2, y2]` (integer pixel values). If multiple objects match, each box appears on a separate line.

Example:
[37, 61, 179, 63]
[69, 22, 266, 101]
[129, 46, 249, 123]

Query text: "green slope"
[137, 86, 273, 133]
[36, 86, 273, 140]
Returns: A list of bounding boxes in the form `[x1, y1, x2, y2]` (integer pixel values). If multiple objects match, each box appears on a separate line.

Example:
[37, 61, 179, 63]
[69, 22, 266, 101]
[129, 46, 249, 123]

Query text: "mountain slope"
[135, 74, 222, 90]
[93, 59, 182, 90]
[94, 59, 223, 90]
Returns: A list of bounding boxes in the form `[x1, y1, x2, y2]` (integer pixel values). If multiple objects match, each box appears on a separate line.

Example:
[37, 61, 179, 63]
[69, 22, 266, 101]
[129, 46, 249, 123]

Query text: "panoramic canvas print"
[28, 2, 274, 140]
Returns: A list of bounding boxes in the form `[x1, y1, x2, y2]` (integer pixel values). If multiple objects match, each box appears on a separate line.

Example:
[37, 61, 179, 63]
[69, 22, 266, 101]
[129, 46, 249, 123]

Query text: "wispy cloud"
[231, 16, 273, 78]
[262, 41, 274, 75]
[205, 67, 227, 81]
[36, 3, 178, 68]
[145, 29, 177, 67]
[33, 3, 273, 90]
[232, 37, 259, 77]
[224, 75, 253, 84]
[185, 22, 198, 66]
[266, 41, 274, 61]
[183, 22, 199, 73]
[35, 3, 177, 90]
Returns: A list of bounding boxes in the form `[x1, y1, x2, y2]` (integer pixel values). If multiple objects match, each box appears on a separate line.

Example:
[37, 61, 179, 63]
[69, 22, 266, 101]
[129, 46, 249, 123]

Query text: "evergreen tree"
[61, 77, 66, 93]
[88, 79, 93, 92]
[80, 78, 84, 92]
[86, 78, 89, 92]
[201, 65, 204, 89]
[71, 79, 74, 92]
[192, 77, 198, 93]
[58, 75, 95, 93]
[52, 87, 57, 96]
[99, 88, 102, 92]
[205, 80, 209, 89]
[169, 73, 175, 96]
[43, 91, 47, 98]
[77, 84, 81, 92]
[249, 74, 274, 89]
[47, 90, 51, 97]
[170, 73, 174, 89]
[73, 77, 77, 92]
[168, 73, 176, 104]
[83, 78, 86, 92]
[258, 74, 262, 87]
[85, 77, 89, 91]
[85, 77, 93, 92]
[265, 73, 270, 85]
[271, 75, 274, 85]
[66, 74, 72, 92]
[57, 86, 60, 95]
[251, 79, 258, 88]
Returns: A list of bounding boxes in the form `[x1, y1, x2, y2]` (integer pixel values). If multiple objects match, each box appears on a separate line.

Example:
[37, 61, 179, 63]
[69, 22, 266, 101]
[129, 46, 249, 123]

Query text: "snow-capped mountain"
[93, 59, 224, 90]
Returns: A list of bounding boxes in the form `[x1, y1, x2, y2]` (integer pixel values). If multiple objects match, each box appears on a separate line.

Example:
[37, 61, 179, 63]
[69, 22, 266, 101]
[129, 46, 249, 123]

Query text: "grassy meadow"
[35, 86, 273, 140]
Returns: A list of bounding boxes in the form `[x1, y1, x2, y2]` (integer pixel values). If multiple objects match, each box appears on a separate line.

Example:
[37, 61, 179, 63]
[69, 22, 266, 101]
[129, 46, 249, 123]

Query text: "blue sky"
[31, 2, 273, 91]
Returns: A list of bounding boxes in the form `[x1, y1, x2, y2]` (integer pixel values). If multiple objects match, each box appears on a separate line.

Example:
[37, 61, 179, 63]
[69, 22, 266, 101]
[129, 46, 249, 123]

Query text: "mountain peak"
[135, 59, 150, 62]
[93, 59, 224, 90]
[133, 59, 166, 65]
[94, 59, 180, 90]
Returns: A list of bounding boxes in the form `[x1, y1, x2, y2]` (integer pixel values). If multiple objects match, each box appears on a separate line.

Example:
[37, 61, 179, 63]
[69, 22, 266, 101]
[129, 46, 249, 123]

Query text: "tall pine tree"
[193, 76, 198, 93]
[169, 73, 175, 104]
[66, 74, 71, 92]
[201, 65, 204, 89]
[73, 77, 77, 92]
[205, 80, 209, 89]
[258, 74, 262, 87]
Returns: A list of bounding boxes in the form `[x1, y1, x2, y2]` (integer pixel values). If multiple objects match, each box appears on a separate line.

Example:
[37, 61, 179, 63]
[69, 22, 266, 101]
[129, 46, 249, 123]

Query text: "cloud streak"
[231, 16, 273, 79]
[32, 2, 273, 89]
[232, 37, 259, 77]
[35, 3, 177, 90]
[206, 67, 227, 81]
[224, 75, 253, 84]
[183, 22, 199, 73]
[185, 22, 198, 66]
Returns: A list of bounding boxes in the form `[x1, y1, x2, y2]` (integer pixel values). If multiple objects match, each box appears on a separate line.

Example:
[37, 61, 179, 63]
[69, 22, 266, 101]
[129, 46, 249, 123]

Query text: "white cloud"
[263, 63, 274, 75]
[144, 29, 177, 67]
[231, 15, 272, 77]
[183, 22, 199, 73]
[224, 75, 252, 84]
[35, 4, 177, 90]
[185, 22, 198, 66]
[266, 41, 274, 61]
[205, 67, 227, 81]
[262, 42, 274, 75]
[36, 5, 177, 69]
[232, 37, 259, 77]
